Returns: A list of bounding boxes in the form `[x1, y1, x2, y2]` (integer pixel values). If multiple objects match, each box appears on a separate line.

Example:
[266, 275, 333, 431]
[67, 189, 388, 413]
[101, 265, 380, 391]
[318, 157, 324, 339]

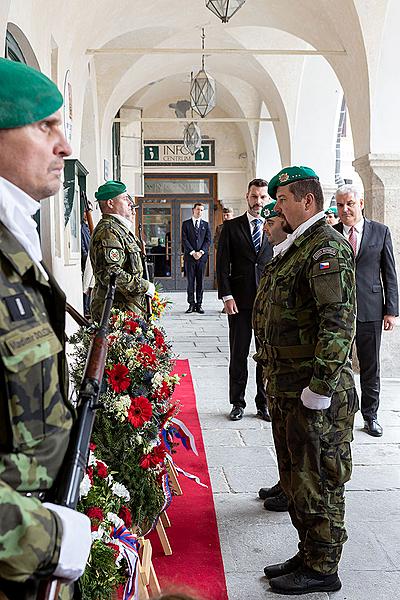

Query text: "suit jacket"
[182, 218, 211, 264]
[334, 218, 399, 321]
[216, 212, 272, 310]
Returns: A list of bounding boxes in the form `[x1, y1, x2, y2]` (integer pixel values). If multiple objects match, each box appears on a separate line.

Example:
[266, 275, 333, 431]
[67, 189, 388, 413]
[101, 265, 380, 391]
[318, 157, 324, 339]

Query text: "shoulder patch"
[108, 248, 122, 263]
[313, 247, 338, 261]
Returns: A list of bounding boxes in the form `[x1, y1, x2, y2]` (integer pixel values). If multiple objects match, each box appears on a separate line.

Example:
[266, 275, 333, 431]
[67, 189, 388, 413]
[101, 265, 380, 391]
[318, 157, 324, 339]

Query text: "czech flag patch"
[319, 261, 330, 270]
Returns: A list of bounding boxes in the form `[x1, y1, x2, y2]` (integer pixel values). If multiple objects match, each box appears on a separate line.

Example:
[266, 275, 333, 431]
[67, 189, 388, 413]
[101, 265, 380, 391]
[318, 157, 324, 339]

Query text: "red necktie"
[348, 226, 357, 255]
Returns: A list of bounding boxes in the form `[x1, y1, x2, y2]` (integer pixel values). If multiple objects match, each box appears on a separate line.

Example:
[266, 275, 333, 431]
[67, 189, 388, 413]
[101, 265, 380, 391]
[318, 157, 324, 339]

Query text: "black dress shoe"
[196, 304, 205, 314]
[259, 481, 282, 500]
[256, 406, 271, 422]
[229, 406, 244, 421]
[364, 418, 383, 437]
[264, 554, 302, 579]
[264, 490, 289, 512]
[185, 304, 195, 313]
[269, 566, 341, 594]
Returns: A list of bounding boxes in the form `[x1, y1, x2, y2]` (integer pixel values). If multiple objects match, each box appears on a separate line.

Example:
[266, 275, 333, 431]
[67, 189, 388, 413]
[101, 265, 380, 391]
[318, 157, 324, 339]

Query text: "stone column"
[353, 153, 400, 377]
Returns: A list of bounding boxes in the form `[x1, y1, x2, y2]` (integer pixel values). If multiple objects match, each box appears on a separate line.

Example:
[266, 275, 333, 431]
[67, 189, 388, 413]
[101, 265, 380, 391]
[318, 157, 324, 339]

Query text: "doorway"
[140, 174, 216, 291]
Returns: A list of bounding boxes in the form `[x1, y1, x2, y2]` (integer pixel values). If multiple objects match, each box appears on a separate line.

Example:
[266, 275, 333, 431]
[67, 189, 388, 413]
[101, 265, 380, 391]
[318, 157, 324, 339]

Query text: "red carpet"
[150, 359, 229, 600]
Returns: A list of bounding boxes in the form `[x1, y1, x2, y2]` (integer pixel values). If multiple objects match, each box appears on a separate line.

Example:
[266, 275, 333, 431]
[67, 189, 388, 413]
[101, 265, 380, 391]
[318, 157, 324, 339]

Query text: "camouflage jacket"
[90, 215, 150, 321]
[0, 222, 73, 588]
[253, 217, 356, 398]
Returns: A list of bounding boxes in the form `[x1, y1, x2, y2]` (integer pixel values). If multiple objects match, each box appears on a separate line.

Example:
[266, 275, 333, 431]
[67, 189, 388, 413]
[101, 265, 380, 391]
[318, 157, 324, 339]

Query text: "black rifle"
[37, 273, 117, 600]
[137, 222, 152, 321]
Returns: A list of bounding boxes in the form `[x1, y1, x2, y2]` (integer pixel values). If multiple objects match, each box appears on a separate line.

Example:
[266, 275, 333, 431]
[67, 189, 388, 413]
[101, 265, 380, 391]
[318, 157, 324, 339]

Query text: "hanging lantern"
[205, 0, 246, 23]
[183, 122, 202, 154]
[190, 28, 216, 118]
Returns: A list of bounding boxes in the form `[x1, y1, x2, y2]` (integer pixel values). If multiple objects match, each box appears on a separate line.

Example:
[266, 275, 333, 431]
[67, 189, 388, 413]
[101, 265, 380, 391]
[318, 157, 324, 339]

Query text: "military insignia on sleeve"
[319, 261, 330, 270]
[279, 172, 289, 183]
[313, 247, 338, 261]
[108, 248, 121, 262]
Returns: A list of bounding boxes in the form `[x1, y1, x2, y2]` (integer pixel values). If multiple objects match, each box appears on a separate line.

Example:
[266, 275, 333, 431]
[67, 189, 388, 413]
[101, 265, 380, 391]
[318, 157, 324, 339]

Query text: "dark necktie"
[348, 226, 357, 255]
[252, 219, 262, 252]
[194, 220, 199, 238]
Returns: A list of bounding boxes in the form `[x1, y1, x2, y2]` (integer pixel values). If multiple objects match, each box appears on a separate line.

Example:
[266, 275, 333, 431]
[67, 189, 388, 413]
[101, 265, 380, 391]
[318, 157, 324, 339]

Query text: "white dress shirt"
[342, 218, 364, 256]
[190, 217, 204, 256]
[0, 177, 48, 280]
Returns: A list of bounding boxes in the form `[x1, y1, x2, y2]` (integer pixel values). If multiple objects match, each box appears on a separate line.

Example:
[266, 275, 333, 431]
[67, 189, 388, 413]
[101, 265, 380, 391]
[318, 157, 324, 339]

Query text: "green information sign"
[144, 140, 215, 166]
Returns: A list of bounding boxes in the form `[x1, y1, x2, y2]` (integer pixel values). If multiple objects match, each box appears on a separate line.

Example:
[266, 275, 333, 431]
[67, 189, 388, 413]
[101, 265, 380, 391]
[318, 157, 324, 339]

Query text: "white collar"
[247, 211, 264, 224]
[0, 177, 48, 280]
[343, 217, 364, 234]
[273, 211, 325, 257]
[110, 213, 134, 231]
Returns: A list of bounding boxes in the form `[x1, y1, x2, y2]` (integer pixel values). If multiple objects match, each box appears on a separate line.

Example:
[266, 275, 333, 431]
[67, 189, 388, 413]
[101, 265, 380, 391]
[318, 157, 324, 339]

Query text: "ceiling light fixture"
[183, 121, 202, 154]
[205, 0, 246, 23]
[190, 28, 216, 118]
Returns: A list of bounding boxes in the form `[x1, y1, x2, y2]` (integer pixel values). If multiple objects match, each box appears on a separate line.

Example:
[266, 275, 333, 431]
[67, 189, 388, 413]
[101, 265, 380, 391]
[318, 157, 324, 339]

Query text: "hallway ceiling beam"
[87, 48, 346, 56]
[114, 117, 279, 123]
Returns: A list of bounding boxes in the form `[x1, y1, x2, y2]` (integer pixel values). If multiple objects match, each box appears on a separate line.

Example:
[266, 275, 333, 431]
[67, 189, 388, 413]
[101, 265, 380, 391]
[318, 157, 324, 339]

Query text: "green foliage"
[79, 541, 126, 600]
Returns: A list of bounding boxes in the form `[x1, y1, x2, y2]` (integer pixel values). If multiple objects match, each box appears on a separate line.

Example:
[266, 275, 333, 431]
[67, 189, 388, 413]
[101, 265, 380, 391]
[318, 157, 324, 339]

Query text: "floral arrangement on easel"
[69, 296, 185, 598]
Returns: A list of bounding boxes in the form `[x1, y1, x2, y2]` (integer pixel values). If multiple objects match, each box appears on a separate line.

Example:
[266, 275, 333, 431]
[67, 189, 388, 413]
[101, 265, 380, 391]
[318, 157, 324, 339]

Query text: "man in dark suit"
[182, 202, 212, 314]
[335, 185, 399, 436]
[217, 178, 272, 421]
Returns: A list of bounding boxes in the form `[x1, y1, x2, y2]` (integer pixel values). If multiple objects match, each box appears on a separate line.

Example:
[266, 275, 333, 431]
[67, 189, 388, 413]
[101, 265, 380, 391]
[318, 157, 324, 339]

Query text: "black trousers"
[185, 258, 206, 305]
[355, 319, 382, 420]
[228, 309, 267, 409]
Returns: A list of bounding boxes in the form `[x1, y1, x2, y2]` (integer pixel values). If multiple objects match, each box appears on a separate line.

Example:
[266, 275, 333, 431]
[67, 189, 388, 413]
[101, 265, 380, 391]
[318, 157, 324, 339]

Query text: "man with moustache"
[334, 185, 398, 437]
[217, 178, 272, 421]
[0, 58, 91, 598]
[253, 167, 357, 594]
[90, 180, 154, 322]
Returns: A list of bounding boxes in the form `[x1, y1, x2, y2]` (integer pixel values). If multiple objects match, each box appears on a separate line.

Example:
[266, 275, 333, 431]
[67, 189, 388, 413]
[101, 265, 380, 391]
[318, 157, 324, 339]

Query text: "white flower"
[112, 482, 131, 501]
[151, 372, 163, 389]
[114, 394, 131, 421]
[88, 450, 96, 467]
[107, 512, 124, 528]
[79, 474, 92, 498]
[91, 525, 105, 541]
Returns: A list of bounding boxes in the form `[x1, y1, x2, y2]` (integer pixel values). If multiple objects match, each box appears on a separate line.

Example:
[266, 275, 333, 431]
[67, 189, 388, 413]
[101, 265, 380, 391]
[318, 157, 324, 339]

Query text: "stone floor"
[161, 291, 400, 600]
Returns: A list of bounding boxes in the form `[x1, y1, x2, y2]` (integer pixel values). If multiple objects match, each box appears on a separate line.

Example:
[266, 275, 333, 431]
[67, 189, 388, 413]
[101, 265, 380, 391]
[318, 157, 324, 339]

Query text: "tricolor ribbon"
[169, 417, 199, 455]
[165, 453, 208, 489]
[111, 525, 139, 600]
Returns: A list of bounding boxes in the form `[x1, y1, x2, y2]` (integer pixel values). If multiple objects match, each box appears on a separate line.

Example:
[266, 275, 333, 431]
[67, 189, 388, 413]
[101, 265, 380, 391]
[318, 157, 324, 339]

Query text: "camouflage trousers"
[268, 388, 358, 574]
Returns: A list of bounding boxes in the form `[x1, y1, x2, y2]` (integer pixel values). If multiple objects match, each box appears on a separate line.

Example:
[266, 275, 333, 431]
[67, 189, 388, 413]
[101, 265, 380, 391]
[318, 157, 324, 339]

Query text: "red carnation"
[96, 460, 108, 479]
[87, 466, 94, 484]
[139, 453, 152, 469]
[125, 319, 139, 334]
[106, 363, 131, 393]
[86, 506, 105, 522]
[153, 380, 170, 401]
[89, 442, 97, 452]
[127, 396, 153, 428]
[153, 327, 167, 351]
[137, 344, 157, 368]
[118, 505, 133, 529]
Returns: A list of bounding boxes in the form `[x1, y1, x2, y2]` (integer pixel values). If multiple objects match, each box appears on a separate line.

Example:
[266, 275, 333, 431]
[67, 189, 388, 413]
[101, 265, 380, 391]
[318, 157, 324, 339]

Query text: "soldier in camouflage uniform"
[90, 180, 154, 322]
[0, 59, 91, 599]
[253, 166, 358, 595]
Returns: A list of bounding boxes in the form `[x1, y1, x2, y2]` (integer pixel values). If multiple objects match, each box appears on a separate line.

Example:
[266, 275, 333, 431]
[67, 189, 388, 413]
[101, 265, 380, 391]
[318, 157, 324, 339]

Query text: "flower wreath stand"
[138, 537, 161, 599]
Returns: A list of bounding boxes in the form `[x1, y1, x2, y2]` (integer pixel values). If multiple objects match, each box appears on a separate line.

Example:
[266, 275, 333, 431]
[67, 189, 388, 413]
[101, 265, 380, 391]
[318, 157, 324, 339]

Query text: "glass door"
[142, 202, 173, 286]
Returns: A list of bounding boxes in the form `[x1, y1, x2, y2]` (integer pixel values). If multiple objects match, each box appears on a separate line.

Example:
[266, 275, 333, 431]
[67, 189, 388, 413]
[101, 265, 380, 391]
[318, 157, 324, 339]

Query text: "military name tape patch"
[313, 247, 337, 261]
[4, 323, 56, 355]
[108, 248, 121, 262]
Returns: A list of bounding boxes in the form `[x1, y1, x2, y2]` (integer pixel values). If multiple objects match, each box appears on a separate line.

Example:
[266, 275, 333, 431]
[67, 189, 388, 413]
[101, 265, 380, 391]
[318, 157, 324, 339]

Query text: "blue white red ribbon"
[169, 417, 199, 455]
[111, 525, 139, 600]
[165, 453, 208, 489]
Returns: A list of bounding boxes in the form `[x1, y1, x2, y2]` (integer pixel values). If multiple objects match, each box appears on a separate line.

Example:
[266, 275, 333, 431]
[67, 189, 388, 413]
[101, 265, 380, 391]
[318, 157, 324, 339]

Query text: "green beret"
[325, 206, 338, 216]
[95, 180, 127, 201]
[268, 166, 319, 200]
[0, 58, 63, 129]
[261, 201, 279, 219]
